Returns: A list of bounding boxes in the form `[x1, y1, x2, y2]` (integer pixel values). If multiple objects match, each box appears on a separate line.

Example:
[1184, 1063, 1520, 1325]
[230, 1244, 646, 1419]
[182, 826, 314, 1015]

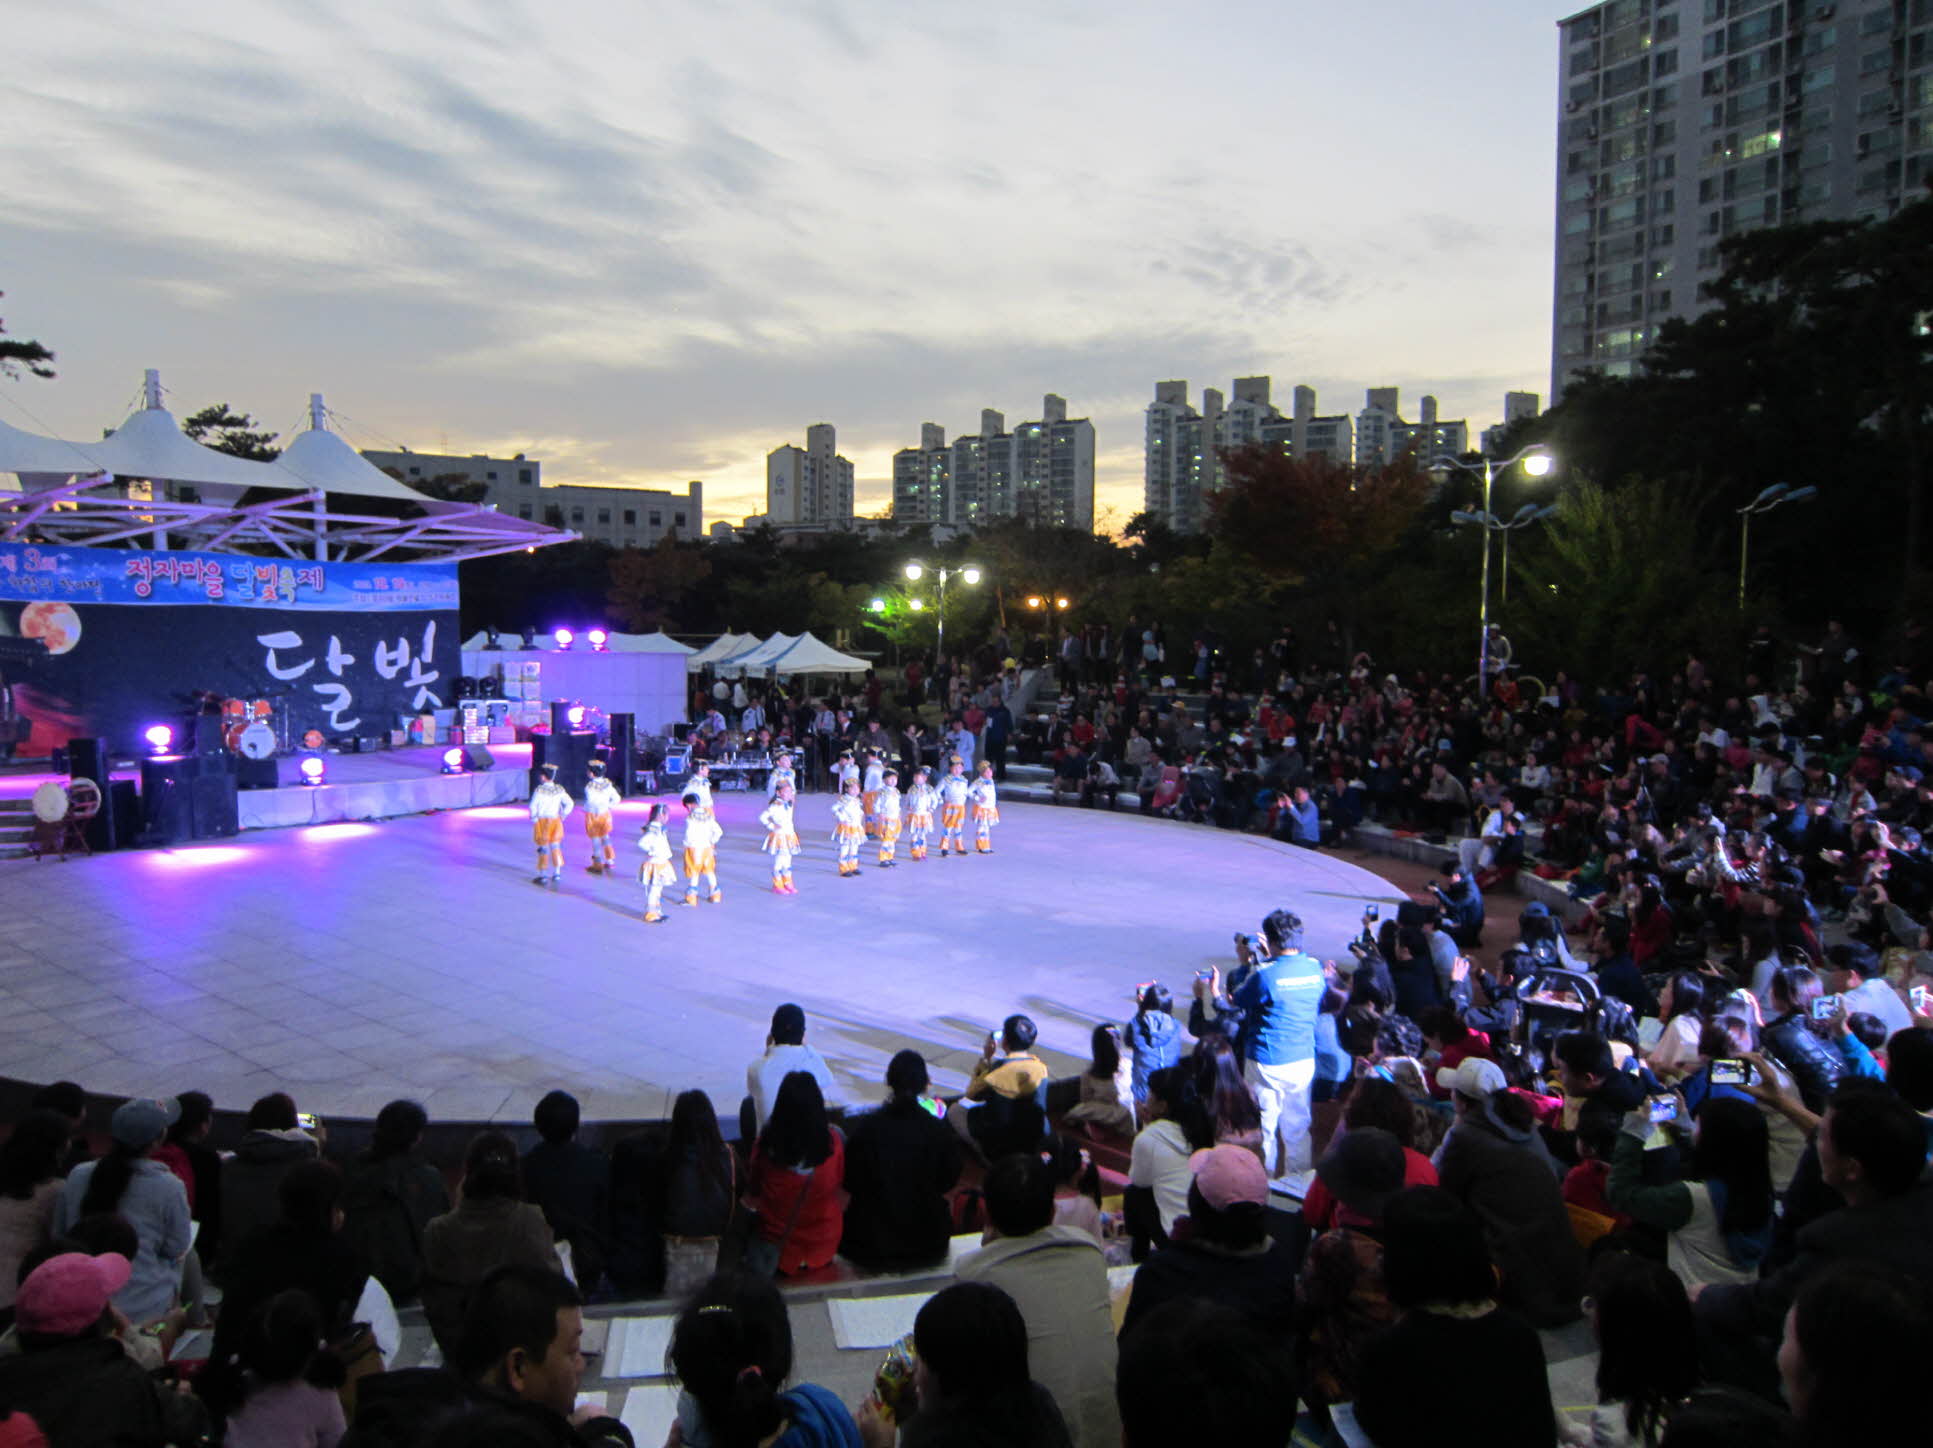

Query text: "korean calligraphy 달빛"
[256, 619, 442, 735]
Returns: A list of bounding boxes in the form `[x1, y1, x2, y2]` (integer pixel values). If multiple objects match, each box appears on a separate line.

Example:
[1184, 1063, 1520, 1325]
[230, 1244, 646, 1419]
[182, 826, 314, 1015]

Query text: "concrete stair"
[0, 799, 35, 860]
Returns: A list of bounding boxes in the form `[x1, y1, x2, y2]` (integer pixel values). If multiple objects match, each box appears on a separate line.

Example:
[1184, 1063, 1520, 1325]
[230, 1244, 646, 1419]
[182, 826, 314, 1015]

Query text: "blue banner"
[0, 541, 457, 612]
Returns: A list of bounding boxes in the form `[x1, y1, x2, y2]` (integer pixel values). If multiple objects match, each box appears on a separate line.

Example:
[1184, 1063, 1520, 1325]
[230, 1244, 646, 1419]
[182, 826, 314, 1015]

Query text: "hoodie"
[218, 1128, 319, 1278]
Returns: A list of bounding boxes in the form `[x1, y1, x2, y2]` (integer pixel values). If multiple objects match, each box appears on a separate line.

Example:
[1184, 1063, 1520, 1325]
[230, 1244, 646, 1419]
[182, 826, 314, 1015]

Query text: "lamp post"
[1735, 483, 1818, 610]
[1431, 445, 1555, 688]
[904, 561, 981, 662]
[1448, 502, 1561, 604]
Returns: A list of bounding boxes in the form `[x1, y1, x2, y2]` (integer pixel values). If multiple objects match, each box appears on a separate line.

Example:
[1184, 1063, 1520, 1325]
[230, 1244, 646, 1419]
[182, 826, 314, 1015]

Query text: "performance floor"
[0, 793, 1409, 1124]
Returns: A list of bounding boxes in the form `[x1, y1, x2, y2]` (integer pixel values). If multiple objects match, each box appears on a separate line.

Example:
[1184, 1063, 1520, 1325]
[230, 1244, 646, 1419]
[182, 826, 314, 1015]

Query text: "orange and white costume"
[876, 782, 902, 865]
[906, 775, 939, 860]
[861, 757, 885, 836]
[681, 806, 724, 905]
[937, 770, 970, 855]
[638, 819, 675, 921]
[583, 772, 621, 872]
[831, 793, 866, 876]
[759, 794, 800, 894]
[968, 770, 1000, 853]
[529, 775, 574, 885]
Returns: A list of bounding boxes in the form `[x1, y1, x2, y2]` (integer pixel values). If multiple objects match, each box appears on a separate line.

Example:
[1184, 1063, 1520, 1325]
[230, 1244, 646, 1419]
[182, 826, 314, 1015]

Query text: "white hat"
[1435, 1056, 1507, 1099]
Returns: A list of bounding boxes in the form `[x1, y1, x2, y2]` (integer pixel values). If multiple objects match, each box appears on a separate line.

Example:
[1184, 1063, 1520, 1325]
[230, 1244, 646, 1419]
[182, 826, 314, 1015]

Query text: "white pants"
[1457, 836, 1496, 875]
[1246, 1056, 1316, 1177]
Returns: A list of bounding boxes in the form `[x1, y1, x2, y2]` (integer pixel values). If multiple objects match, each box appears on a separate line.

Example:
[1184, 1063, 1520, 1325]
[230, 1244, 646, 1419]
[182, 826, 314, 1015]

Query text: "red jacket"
[747, 1130, 847, 1275]
[1301, 1146, 1438, 1230]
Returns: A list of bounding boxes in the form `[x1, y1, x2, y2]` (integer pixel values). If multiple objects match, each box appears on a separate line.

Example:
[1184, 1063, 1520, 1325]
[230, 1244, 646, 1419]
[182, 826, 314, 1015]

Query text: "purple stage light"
[298, 756, 326, 785]
[553, 627, 574, 648]
[441, 747, 466, 775]
[567, 706, 586, 726]
[587, 628, 609, 650]
[143, 724, 173, 753]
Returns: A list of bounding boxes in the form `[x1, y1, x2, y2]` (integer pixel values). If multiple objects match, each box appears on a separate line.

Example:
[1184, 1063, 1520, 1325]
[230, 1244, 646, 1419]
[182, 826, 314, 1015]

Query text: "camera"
[1709, 1058, 1754, 1087]
[1364, 904, 1380, 921]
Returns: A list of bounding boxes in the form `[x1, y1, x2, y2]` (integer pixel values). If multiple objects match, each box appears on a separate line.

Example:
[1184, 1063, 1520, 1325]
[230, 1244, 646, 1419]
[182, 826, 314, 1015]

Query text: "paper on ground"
[622, 1384, 681, 1446]
[603, 1315, 677, 1378]
[354, 1275, 403, 1367]
[827, 1292, 931, 1350]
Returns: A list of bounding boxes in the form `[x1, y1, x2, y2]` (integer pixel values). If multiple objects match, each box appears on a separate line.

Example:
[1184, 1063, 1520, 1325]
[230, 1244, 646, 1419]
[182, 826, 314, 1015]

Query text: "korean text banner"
[0, 540, 457, 612]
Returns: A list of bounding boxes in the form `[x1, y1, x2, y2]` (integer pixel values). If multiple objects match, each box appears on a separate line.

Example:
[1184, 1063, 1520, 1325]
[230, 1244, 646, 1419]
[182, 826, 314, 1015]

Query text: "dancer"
[968, 758, 1000, 855]
[759, 779, 800, 895]
[680, 793, 724, 906]
[833, 749, 859, 799]
[638, 804, 676, 923]
[767, 749, 796, 801]
[937, 754, 970, 857]
[685, 758, 714, 809]
[582, 759, 620, 874]
[861, 748, 885, 837]
[905, 765, 938, 861]
[876, 768, 903, 868]
[529, 762, 574, 887]
[831, 776, 867, 877]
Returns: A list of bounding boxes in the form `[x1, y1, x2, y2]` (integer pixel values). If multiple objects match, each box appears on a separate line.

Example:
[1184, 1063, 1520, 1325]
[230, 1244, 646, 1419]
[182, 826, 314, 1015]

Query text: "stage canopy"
[0, 374, 573, 563]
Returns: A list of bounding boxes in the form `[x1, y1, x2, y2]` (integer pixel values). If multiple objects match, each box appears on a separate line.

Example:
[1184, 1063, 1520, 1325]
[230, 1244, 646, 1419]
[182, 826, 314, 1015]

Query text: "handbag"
[735, 1163, 816, 1279]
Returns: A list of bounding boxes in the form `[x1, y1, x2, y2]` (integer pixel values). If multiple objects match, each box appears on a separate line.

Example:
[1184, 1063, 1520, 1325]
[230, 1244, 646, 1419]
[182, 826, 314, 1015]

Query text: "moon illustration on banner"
[20, 601, 82, 655]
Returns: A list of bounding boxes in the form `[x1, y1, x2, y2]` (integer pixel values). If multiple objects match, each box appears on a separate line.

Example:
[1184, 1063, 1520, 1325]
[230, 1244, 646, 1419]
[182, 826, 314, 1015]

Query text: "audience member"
[949, 1015, 1048, 1160]
[1120, 1144, 1295, 1337]
[1233, 908, 1324, 1180]
[632, 1090, 735, 1298]
[422, 1133, 560, 1361]
[746, 1005, 839, 1135]
[219, 1092, 321, 1281]
[0, 1111, 68, 1318]
[1776, 1261, 1930, 1448]
[1124, 1066, 1213, 1258]
[522, 1091, 611, 1296]
[666, 1272, 858, 1448]
[1115, 1298, 1295, 1448]
[339, 1098, 450, 1303]
[1606, 1095, 1773, 1290]
[839, 1051, 961, 1273]
[1060, 1025, 1134, 1137]
[1121, 985, 1181, 1103]
[51, 1097, 191, 1329]
[1297, 1079, 1438, 1232]
[151, 1090, 220, 1260]
[1569, 1250, 1701, 1448]
[745, 1072, 846, 1278]
[1294, 1127, 1405, 1416]
[209, 1288, 348, 1448]
[27, 1084, 89, 1177]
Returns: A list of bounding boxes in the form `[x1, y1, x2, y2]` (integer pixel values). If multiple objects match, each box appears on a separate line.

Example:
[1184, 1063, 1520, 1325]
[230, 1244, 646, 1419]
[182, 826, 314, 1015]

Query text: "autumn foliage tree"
[606, 534, 713, 630]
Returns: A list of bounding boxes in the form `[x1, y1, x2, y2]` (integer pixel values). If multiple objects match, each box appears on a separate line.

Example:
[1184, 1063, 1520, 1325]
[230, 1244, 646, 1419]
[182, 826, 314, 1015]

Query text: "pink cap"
[16, 1252, 131, 1337]
[1188, 1143, 1270, 1210]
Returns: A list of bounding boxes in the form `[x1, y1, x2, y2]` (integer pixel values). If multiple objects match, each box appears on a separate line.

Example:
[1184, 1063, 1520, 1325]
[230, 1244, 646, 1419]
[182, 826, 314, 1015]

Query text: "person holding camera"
[1429, 864, 1485, 949]
[1231, 910, 1325, 1181]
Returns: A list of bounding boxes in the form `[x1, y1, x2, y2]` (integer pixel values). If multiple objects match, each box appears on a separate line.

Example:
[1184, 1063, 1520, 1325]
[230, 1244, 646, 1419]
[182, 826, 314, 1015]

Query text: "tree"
[606, 534, 712, 630]
[0, 293, 53, 380]
[183, 404, 280, 460]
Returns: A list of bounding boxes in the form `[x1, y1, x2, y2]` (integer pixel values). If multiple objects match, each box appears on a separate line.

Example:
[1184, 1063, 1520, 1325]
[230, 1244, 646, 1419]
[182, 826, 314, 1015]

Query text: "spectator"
[422, 1133, 560, 1361]
[1419, 1006, 1492, 1099]
[949, 1015, 1048, 1160]
[1432, 1057, 1584, 1327]
[840, 1051, 962, 1273]
[150, 1090, 219, 1254]
[1776, 1262, 1930, 1448]
[746, 1005, 839, 1136]
[1569, 1251, 1701, 1448]
[1353, 1187, 1559, 1448]
[1763, 966, 1848, 1114]
[219, 1092, 320, 1281]
[1124, 1066, 1213, 1258]
[0, 1251, 209, 1446]
[956, 1153, 1119, 1448]
[210, 1288, 348, 1448]
[1649, 972, 1713, 1079]
[1297, 1080, 1439, 1232]
[1120, 1144, 1296, 1338]
[27, 1083, 88, 1177]
[1822, 942, 1914, 1040]
[1273, 786, 1322, 848]
[0, 1111, 68, 1318]
[1655, 1389, 1797, 1448]
[666, 1272, 857, 1448]
[859, 1281, 1070, 1448]
[1191, 1033, 1264, 1156]
[1060, 1025, 1134, 1137]
[1295, 1127, 1409, 1417]
[627, 1090, 735, 1299]
[1606, 1096, 1774, 1290]
[1078, 758, 1119, 810]
[1233, 908, 1325, 1180]
[522, 1091, 610, 1297]
[340, 1098, 449, 1303]
[1387, 926, 1443, 1021]
[745, 1072, 846, 1278]
[1429, 864, 1485, 949]
[1122, 985, 1182, 1104]
[51, 1097, 190, 1329]
[1115, 1298, 1295, 1448]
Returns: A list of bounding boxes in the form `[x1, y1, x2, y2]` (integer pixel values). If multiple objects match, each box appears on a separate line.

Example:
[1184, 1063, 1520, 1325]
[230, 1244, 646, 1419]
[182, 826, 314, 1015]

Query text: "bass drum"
[238, 719, 278, 761]
[30, 780, 69, 823]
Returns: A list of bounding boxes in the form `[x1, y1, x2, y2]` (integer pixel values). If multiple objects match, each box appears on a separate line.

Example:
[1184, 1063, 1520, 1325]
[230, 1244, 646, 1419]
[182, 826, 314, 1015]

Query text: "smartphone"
[1196, 969, 1215, 982]
[296, 1112, 319, 1131]
[1810, 994, 1840, 1022]
[1912, 985, 1931, 1013]
[1710, 1058, 1753, 1087]
[1646, 1093, 1678, 1124]
[1365, 904, 1381, 921]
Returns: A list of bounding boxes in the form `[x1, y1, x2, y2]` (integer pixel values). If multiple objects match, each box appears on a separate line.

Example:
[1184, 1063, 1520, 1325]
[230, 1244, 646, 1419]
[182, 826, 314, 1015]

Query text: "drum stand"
[29, 815, 90, 860]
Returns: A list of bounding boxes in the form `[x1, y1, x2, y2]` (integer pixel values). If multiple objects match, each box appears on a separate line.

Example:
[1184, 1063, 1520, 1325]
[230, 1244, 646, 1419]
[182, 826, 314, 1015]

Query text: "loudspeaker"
[461, 743, 495, 772]
[66, 736, 116, 853]
[193, 716, 225, 755]
[107, 780, 139, 849]
[550, 700, 575, 736]
[606, 713, 635, 797]
[139, 756, 195, 845]
[190, 772, 239, 839]
[528, 729, 596, 798]
[236, 756, 279, 790]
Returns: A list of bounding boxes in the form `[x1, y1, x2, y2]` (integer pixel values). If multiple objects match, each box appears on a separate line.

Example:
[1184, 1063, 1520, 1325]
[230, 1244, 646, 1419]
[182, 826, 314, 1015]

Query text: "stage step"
[0, 801, 35, 860]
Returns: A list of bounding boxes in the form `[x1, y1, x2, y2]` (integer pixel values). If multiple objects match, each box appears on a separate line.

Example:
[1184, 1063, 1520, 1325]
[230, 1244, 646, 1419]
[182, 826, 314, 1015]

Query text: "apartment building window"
[518, 468, 533, 484]
[622, 509, 636, 526]
[1805, 25, 1836, 54]
[1860, 7, 1895, 35]
[1655, 14, 1680, 41]
[1656, 49, 1680, 76]
[518, 505, 533, 520]
[674, 513, 687, 527]
[648, 512, 662, 527]
[597, 509, 611, 525]
[1861, 48, 1892, 74]
[487, 471, 498, 481]
[1804, 65, 1837, 91]
[1654, 152, 1678, 178]
[569, 507, 584, 524]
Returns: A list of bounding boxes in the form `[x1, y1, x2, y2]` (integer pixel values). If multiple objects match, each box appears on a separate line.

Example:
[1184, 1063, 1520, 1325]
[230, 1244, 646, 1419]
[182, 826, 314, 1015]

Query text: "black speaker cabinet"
[66, 736, 116, 853]
[235, 756, 279, 791]
[190, 772, 240, 839]
[192, 716, 225, 755]
[529, 729, 596, 798]
[606, 713, 636, 797]
[460, 743, 495, 772]
[108, 780, 140, 849]
[139, 756, 195, 845]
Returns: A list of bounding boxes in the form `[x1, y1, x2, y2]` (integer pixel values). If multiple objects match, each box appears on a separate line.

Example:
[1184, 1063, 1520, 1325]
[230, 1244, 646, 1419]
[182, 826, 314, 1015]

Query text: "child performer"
[767, 749, 796, 801]
[831, 776, 867, 877]
[937, 755, 970, 857]
[685, 759, 714, 809]
[833, 749, 859, 800]
[876, 769, 903, 868]
[680, 793, 725, 906]
[759, 779, 801, 894]
[582, 759, 620, 874]
[637, 804, 676, 923]
[905, 766, 938, 861]
[968, 759, 1001, 855]
[861, 749, 885, 837]
[529, 762, 574, 887]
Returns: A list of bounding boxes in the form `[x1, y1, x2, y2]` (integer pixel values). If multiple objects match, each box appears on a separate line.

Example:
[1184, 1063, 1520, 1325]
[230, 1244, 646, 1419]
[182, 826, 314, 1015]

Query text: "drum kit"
[220, 696, 288, 760]
[29, 776, 102, 859]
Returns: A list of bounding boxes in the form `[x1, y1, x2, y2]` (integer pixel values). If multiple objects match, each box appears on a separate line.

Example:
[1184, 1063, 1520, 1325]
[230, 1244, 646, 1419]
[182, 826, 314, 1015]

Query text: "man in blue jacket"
[1233, 908, 1325, 1179]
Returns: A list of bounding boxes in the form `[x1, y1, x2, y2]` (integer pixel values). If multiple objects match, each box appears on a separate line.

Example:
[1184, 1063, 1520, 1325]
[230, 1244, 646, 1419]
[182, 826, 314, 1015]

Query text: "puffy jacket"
[1761, 1013, 1846, 1114]
[340, 1151, 450, 1301]
[218, 1128, 318, 1280]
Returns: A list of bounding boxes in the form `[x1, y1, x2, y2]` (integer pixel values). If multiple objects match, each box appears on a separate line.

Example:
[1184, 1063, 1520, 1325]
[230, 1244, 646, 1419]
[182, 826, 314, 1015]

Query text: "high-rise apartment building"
[1552, 0, 1928, 398]
[1355, 389, 1470, 468]
[890, 396, 1096, 531]
[1480, 391, 1544, 455]
[361, 448, 702, 547]
[766, 423, 855, 527]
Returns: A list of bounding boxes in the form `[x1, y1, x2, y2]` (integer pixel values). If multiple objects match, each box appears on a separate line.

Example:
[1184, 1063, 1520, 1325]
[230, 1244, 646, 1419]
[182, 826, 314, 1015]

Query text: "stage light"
[441, 746, 466, 775]
[567, 705, 587, 726]
[909, 598, 925, 611]
[553, 627, 574, 649]
[298, 756, 327, 786]
[143, 724, 173, 755]
[587, 628, 609, 650]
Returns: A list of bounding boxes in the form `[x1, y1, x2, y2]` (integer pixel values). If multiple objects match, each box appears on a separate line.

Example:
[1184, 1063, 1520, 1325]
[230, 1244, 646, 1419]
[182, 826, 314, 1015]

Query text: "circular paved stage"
[0, 794, 1408, 1124]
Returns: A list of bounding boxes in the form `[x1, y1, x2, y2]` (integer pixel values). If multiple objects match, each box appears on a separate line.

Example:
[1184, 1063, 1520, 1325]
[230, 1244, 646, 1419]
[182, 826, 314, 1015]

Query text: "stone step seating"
[0, 798, 35, 860]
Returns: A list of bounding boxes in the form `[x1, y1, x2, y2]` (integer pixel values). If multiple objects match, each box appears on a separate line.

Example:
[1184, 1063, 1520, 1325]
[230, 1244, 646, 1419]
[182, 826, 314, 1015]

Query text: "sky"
[0, 0, 1581, 531]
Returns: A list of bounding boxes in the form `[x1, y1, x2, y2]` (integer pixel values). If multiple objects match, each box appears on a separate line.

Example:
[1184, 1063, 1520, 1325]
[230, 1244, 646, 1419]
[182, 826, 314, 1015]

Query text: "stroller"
[1508, 965, 1640, 1078]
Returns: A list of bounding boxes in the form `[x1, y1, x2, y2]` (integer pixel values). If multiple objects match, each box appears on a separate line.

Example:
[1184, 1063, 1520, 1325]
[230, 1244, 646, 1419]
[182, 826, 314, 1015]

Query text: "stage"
[0, 796, 1408, 1126]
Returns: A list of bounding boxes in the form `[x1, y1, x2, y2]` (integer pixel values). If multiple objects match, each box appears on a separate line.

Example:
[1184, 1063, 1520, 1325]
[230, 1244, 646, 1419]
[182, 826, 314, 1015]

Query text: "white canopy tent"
[686, 632, 757, 670]
[763, 632, 871, 676]
[0, 374, 573, 562]
[717, 632, 799, 676]
[461, 629, 697, 655]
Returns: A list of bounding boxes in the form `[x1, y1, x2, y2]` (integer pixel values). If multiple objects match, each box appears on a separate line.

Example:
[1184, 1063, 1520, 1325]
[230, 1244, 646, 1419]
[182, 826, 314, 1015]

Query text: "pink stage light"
[567, 706, 587, 727]
[150, 846, 249, 867]
[587, 628, 609, 650]
[298, 756, 327, 785]
[553, 627, 574, 648]
[441, 747, 466, 775]
[458, 805, 528, 820]
[301, 823, 377, 842]
[143, 724, 173, 753]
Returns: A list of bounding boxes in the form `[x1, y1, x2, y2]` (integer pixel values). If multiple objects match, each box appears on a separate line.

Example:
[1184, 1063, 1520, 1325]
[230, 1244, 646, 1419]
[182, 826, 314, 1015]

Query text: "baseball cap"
[109, 1096, 179, 1150]
[1315, 1127, 1406, 1221]
[1188, 1144, 1269, 1210]
[15, 1252, 131, 1337]
[1435, 1056, 1508, 1100]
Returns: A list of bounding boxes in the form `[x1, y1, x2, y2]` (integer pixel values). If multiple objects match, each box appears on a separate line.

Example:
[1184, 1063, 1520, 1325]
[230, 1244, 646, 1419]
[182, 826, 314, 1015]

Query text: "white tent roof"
[765, 632, 871, 676]
[278, 419, 479, 508]
[719, 632, 800, 675]
[687, 632, 756, 668]
[461, 629, 697, 654]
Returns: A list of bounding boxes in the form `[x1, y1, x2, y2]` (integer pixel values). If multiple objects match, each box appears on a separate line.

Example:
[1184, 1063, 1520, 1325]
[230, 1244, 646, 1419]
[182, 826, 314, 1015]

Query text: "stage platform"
[0, 795, 1408, 1126]
[234, 743, 532, 829]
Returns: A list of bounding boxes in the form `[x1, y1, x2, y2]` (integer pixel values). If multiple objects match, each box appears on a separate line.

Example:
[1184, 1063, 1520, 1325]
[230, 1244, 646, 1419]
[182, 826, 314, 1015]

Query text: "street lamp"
[1431, 445, 1557, 688]
[1449, 502, 1561, 604]
[1736, 483, 1818, 609]
[902, 561, 981, 660]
